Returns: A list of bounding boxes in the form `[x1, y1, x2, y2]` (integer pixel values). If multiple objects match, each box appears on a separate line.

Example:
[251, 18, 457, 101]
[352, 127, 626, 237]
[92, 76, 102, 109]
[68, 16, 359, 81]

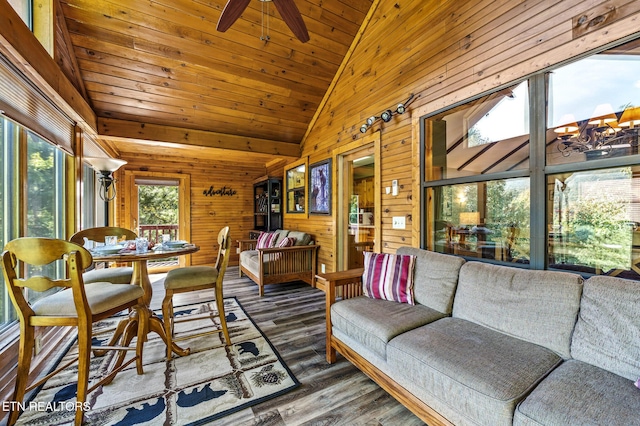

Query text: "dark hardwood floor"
[149, 266, 425, 426]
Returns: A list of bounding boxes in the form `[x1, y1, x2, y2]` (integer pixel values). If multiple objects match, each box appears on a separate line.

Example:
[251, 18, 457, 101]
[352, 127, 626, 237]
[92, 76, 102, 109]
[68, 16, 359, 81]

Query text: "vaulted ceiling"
[55, 0, 374, 163]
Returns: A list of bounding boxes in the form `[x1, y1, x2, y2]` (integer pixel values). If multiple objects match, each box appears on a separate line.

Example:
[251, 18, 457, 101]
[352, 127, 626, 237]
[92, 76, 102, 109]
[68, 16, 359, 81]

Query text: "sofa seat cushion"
[514, 359, 640, 426]
[387, 317, 562, 426]
[331, 296, 446, 359]
[239, 249, 262, 276]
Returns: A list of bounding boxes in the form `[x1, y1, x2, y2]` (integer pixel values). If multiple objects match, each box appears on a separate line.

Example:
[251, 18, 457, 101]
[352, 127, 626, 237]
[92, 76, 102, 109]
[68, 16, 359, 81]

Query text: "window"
[0, 118, 68, 329]
[422, 81, 531, 262]
[0, 117, 19, 331]
[26, 131, 67, 304]
[26, 131, 66, 239]
[424, 81, 530, 182]
[426, 179, 530, 263]
[7, 0, 32, 28]
[548, 167, 640, 276]
[82, 163, 97, 229]
[547, 49, 640, 166]
[421, 37, 640, 280]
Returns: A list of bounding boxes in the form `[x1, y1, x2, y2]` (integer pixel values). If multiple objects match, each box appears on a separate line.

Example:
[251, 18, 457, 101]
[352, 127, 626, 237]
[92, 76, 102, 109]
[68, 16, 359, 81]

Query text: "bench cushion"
[331, 296, 446, 359]
[514, 359, 640, 426]
[388, 317, 562, 426]
[453, 262, 583, 359]
[571, 275, 640, 381]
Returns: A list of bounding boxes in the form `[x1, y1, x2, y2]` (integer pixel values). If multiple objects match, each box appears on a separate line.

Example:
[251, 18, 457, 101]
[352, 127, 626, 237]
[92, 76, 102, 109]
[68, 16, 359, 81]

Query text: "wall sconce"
[359, 93, 416, 133]
[84, 157, 127, 201]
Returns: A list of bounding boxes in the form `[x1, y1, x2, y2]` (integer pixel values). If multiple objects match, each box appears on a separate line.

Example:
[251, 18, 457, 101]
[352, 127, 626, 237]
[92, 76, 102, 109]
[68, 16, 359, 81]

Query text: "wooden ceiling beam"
[98, 117, 302, 158]
[0, 0, 96, 132]
[53, 0, 89, 102]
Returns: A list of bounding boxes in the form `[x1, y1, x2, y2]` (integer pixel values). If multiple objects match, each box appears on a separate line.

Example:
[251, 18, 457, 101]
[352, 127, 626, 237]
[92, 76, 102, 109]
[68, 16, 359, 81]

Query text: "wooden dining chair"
[0, 238, 148, 426]
[70, 226, 137, 284]
[162, 226, 231, 359]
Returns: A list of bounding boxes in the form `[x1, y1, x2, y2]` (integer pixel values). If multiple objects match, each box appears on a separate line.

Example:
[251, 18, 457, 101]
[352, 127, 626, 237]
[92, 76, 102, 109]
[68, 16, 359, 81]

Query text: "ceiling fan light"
[381, 110, 393, 122]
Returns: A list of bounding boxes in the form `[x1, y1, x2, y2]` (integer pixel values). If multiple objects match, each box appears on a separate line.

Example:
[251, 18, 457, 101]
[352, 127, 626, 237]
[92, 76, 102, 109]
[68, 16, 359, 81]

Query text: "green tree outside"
[138, 185, 178, 225]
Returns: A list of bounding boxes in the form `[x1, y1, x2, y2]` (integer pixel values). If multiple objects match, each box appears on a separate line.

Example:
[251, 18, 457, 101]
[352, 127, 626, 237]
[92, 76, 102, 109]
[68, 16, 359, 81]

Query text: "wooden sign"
[203, 186, 237, 197]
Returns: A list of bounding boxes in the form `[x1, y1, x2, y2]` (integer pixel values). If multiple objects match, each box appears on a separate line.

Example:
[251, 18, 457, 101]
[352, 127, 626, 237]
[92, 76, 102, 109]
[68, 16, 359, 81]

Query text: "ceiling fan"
[217, 0, 310, 43]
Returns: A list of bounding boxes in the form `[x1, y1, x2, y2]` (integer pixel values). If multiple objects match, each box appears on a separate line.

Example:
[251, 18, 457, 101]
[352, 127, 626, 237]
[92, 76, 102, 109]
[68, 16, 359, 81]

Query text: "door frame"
[332, 131, 381, 271]
[123, 170, 192, 269]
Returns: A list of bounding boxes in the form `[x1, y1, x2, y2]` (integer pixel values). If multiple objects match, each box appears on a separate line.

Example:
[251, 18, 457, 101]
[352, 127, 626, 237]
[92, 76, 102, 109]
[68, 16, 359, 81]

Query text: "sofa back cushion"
[272, 229, 290, 246]
[396, 247, 465, 314]
[453, 262, 583, 359]
[287, 231, 312, 246]
[571, 275, 640, 380]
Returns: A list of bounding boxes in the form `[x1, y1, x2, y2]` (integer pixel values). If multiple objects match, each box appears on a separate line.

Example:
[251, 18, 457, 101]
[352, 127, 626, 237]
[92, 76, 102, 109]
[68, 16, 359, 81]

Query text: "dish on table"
[92, 245, 124, 255]
[164, 240, 188, 248]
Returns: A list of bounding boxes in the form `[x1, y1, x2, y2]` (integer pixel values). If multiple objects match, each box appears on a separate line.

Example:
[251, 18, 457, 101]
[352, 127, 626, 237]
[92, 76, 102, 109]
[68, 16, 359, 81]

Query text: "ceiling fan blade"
[272, 0, 310, 43]
[216, 0, 252, 32]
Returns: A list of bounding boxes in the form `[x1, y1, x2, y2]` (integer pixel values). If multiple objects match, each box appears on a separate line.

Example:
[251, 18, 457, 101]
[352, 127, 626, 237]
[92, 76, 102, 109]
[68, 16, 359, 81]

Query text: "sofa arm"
[318, 268, 364, 363]
[319, 268, 365, 302]
[237, 239, 257, 253]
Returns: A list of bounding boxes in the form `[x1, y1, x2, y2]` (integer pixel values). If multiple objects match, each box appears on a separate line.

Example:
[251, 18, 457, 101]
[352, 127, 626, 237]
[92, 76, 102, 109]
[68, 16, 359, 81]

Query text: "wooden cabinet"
[354, 177, 374, 208]
[254, 178, 282, 232]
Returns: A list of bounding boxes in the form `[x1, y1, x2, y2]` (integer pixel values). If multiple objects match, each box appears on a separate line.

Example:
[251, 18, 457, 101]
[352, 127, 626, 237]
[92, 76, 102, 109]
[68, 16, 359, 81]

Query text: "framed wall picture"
[284, 157, 308, 218]
[309, 159, 331, 215]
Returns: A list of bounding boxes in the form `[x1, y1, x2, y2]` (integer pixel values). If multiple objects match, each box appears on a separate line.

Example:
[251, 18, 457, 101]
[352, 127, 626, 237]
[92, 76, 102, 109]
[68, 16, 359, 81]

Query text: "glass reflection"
[548, 167, 640, 279]
[426, 178, 530, 263]
[547, 47, 640, 165]
[424, 81, 530, 181]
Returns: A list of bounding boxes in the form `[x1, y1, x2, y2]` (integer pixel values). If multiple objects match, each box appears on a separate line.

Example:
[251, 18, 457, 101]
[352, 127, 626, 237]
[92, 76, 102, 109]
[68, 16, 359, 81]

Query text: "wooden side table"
[317, 268, 364, 363]
[315, 268, 364, 293]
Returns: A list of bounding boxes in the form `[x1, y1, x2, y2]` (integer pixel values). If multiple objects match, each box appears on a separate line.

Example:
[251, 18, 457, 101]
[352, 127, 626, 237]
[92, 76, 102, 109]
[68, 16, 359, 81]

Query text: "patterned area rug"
[16, 298, 299, 425]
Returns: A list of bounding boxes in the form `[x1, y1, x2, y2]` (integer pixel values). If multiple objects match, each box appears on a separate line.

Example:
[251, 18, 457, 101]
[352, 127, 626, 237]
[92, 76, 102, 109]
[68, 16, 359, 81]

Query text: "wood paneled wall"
[115, 155, 268, 266]
[294, 0, 640, 273]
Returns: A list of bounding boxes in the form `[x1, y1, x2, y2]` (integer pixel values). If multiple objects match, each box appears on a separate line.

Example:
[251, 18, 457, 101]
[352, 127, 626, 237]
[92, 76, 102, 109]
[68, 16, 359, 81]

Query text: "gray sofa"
[325, 246, 640, 426]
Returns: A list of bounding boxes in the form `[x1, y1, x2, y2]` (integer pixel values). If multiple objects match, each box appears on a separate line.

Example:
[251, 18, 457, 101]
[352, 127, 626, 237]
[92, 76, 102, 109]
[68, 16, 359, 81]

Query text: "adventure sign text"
[203, 186, 237, 197]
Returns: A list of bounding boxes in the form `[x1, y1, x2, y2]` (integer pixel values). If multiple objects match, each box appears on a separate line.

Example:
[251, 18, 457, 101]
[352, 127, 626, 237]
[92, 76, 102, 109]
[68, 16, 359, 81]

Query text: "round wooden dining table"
[91, 244, 199, 359]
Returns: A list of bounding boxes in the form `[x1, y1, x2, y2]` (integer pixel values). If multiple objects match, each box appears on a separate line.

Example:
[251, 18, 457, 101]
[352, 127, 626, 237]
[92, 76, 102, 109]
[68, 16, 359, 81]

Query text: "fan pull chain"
[261, 0, 271, 41]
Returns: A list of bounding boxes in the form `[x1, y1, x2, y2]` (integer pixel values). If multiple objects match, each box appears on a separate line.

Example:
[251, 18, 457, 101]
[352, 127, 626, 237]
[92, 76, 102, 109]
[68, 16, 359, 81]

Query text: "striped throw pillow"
[362, 252, 417, 305]
[256, 232, 277, 249]
[278, 237, 296, 247]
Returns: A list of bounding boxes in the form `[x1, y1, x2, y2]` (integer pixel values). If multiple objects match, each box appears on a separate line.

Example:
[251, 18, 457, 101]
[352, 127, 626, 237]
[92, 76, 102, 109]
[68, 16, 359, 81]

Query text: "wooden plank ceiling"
[56, 0, 373, 164]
